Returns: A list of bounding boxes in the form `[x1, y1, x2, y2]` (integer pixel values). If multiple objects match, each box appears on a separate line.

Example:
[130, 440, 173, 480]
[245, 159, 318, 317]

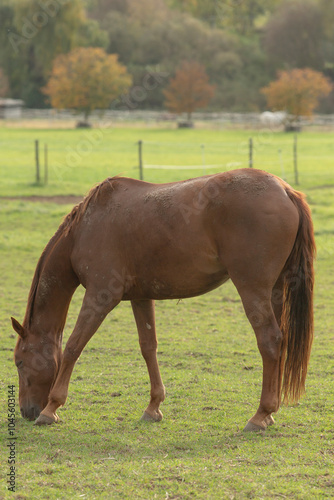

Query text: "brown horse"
[11, 169, 315, 432]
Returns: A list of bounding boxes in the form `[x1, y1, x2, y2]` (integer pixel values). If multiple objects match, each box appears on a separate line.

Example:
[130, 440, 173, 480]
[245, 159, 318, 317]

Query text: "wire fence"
[30, 131, 334, 191]
[135, 136, 302, 184]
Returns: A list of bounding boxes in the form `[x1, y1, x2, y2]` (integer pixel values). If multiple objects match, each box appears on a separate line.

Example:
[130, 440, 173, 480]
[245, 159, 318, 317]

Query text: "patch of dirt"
[2, 195, 83, 205]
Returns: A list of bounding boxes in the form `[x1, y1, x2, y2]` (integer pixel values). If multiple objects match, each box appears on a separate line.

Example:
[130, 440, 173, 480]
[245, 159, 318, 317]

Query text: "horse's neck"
[29, 234, 78, 340]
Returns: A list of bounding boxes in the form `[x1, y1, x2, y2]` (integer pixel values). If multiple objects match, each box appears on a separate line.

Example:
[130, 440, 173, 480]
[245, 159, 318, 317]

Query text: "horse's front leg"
[35, 291, 119, 425]
[131, 299, 165, 422]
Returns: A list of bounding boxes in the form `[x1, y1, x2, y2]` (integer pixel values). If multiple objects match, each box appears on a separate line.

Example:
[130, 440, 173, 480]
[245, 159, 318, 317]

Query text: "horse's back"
[70, 170, 300, 300]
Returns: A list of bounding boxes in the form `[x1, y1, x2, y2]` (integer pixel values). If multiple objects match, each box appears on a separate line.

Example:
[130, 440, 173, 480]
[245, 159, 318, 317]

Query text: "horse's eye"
[16, 360, 23, 369]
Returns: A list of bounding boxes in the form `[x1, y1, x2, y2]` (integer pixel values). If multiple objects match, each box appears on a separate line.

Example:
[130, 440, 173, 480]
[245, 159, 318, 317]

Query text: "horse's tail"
[279, 187, 316, 405]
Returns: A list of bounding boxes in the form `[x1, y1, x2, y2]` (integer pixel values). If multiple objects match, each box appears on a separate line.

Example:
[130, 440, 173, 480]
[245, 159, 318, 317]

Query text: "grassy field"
[1, 125, 334, 499]
[1, 125, 334, 196]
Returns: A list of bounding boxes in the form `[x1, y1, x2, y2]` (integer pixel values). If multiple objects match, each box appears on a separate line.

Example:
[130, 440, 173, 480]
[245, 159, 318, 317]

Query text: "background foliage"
[1, 0, 334, 111]
[163, 61, 215, 120]
[261, 68, 332, 126]
[43, 47, 132, 119]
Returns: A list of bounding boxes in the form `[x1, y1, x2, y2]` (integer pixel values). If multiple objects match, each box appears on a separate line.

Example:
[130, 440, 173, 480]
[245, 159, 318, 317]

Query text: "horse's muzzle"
[21, 406, 41, 420]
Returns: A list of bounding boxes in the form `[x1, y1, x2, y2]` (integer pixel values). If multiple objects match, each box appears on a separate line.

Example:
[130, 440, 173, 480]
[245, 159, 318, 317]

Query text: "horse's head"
[11, 317, 61, 421]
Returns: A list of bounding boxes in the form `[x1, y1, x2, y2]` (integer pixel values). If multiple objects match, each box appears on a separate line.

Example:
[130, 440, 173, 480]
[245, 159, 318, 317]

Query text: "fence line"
[17, 108, 334, 127]
[28, 133, 334, 189]
[144, 164, 224, 169]
[137, 135, 298, 179]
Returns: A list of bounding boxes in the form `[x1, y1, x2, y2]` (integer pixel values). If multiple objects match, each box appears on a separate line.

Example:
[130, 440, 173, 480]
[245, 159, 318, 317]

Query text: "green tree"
[168, 0, 281, 32]
[318, 0, 334, 81]
[218, 0, 281, 34]
[99, 1, 241, 109]
[167, 0, 216, 25]
[85, 0, 277, 111]
[0, 0, 108, 107]
[0, 68, 9, 97]
[264, 1, 324, 70]
[43, 47, 132, 122]
[0, 2, 24, 100]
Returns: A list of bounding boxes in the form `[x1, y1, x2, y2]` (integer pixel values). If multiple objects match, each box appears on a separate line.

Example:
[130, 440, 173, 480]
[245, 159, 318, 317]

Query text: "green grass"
[1, 126, 334, 499]
[1, 126, 334, 196]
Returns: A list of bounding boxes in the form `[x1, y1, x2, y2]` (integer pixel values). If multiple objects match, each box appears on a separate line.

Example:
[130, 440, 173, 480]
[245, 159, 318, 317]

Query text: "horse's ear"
[11, 317, 26, 338]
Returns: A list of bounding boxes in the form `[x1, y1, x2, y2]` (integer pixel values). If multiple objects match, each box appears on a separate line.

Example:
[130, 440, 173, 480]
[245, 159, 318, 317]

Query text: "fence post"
[138, 140, 143, 180]
[44, 143, 48, 185]
[35, 140, 40, 183]
[249, 138, 253, 168]
[201, 144, 206, 175]
[293, 134, 299, 185]
[278, 148, 286, 181]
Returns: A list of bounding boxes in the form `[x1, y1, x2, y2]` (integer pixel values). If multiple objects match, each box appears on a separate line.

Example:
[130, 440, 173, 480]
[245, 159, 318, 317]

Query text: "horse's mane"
[62, 177, 116, 236]
[23, 177, 116, 327]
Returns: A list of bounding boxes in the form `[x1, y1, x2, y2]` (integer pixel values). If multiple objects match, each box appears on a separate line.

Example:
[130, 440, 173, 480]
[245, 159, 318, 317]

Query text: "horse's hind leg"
[265, 276, 285, 428]
[250, 277, 285, 429]
[237, 287, 283, 432]
[131, 299, 165, 422]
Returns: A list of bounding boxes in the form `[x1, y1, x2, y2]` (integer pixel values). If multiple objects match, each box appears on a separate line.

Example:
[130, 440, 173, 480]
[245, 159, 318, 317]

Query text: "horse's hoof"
[34, 412, 59, 426]
[141, 410, 163, 422]
[243, 421, 266, 433]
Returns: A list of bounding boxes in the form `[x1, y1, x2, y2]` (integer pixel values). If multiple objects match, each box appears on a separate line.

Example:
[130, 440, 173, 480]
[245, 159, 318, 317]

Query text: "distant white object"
[0, 98, 24, 119]
[260, 111, 287, 128]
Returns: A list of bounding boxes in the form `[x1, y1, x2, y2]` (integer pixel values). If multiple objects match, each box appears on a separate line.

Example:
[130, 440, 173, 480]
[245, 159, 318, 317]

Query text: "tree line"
[1, 0, 334, 112]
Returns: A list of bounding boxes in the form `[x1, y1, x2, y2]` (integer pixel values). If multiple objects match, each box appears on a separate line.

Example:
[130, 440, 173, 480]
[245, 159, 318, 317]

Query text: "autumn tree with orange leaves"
[262, 68, 332, 130]
[43, 47, 132, 123]
[163, 61, 215, 125]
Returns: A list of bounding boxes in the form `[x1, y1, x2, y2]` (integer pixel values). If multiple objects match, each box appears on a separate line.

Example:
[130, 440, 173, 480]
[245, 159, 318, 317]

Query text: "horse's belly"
[123, 269, 229, 300]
